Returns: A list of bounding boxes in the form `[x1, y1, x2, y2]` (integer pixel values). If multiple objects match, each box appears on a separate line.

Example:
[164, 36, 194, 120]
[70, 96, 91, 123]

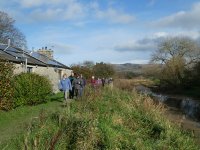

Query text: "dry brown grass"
[114, 78, 154, 91]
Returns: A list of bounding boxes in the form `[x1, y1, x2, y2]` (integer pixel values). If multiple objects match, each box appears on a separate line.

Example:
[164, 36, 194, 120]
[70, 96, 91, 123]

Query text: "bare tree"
[151, 37, 200, 87]
[0, 11, 27, 49]
[151, 37, 200, 67]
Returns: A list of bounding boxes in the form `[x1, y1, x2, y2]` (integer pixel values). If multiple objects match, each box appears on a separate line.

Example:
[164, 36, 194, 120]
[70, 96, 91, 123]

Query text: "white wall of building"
[14, 64, 72, 93]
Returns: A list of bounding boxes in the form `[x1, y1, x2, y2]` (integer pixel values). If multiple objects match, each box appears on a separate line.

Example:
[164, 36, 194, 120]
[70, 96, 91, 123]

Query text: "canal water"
[135, 85, 200, 143]
[135, 85, 200, 121]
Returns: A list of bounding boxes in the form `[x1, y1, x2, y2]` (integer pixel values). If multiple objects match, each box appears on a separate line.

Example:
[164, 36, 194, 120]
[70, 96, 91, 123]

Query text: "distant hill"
[112, 63, 162, 78]
[112, 63, 149, 74]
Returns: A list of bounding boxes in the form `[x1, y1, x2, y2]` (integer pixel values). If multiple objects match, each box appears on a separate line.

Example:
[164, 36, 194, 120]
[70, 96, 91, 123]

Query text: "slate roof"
[0, 50, 21, 63]
[0, 44, 70, 69]
[31, 52, 70, 69]
[0, 45, 46, 66]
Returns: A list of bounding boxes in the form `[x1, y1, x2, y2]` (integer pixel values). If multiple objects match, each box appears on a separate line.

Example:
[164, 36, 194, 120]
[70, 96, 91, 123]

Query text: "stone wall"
[14, 64, 72, 93]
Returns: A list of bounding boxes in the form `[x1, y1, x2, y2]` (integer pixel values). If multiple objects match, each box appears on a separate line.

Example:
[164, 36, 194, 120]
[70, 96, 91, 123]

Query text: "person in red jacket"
[90, 76, 96, 89]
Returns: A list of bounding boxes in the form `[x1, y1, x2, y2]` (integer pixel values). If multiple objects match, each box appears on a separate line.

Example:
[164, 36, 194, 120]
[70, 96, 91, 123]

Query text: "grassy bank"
[0, 87, 199, 149]
[0, 92, 64, 144]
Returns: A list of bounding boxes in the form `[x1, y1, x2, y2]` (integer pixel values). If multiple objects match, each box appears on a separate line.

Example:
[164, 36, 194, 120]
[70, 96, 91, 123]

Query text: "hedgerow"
[0, 60, 14, 110]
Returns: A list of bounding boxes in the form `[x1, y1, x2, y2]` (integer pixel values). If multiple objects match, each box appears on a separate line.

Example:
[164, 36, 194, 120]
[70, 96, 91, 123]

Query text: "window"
[27, 67, 33, 73]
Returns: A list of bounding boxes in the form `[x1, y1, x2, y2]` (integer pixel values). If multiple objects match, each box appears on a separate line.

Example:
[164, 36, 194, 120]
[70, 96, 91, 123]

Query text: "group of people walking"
[90, 76, 113, 89]
[59, 72, 113, 102]
[59, 73, 86, 102]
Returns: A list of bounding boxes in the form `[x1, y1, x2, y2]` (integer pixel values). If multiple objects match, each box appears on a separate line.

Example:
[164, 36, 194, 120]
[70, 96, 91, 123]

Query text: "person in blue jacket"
[60, 73, 72, 102]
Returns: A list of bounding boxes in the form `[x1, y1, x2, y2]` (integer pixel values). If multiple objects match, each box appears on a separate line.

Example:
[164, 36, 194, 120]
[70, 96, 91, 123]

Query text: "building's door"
[58, 70, 62, 80]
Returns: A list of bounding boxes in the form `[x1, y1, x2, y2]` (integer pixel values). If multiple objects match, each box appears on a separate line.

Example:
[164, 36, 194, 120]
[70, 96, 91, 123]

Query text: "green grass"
[0, 87, 199, 150]
[0, 92, 64, 145]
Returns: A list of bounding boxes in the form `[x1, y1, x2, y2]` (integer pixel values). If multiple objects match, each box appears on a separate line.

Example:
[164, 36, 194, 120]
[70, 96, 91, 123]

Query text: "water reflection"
[135, 85, 200, 122]
[181, 99, 200, 121]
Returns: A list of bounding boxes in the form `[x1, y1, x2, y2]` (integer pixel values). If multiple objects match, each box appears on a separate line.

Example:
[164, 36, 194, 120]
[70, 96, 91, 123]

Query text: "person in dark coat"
[101, 78, 105, 87]
[73, 74, 83, 99]
[68, 72, 75, 99]
[80, 74, 86, 96]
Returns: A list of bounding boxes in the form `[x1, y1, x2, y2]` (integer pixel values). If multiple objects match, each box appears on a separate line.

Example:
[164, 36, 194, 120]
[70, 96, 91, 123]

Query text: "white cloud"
[152, 2, 200, 29]
[1, 0, 135, 25]
[17, 0, 43, 8]
[50, 42, 72, 54]
[95, 8, 135, 24]
[90, 1, 135, 24]
[30, 8, 63, 22]
[171, 31, 200, 39]
[113, 33, 162, 52]
[3, 0, 86, 22]
[152, 31, 200, 39]
[16, 0, 80, 8]
[114, 40, 156, 52]
[114, 30, 200, 53]
[27, 26, 168, 64]
[153, 32, 168, 38]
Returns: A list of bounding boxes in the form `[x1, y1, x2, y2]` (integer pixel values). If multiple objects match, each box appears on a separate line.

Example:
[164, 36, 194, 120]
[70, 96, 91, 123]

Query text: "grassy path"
[0, 93, 64, 144]
[0, 88, 199, 149]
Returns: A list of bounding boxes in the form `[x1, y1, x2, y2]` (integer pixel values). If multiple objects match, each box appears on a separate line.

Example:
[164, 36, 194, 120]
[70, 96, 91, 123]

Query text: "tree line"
[71, 61, 115, 79]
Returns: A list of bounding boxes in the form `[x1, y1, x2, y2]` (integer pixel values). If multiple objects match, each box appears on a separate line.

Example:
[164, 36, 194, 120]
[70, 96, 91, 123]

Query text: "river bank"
[149, 84, 200, 99]
[165, 108, 200, 144]
[135, 84, 200, 144]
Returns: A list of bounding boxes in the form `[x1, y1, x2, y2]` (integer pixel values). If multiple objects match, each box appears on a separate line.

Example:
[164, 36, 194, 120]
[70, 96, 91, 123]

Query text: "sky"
[1, 0, 200, 66]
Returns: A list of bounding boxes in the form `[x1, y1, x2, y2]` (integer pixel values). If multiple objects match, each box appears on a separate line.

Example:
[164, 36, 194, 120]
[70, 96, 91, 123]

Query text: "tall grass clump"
[13, 73, 52, 107]
[2, 87, 199, 149]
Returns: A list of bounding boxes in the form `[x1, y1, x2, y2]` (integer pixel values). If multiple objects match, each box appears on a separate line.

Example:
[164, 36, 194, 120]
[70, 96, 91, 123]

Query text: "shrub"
[0, 60, 14, 110]
[93, 62, 115, 78]
[71, 65, 93, 79]
[14, 73, 52, 106]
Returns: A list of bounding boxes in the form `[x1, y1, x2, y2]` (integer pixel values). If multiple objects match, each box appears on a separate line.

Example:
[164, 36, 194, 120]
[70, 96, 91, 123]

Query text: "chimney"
[37, 46, 54, 59]
[8, 38, 10, 46]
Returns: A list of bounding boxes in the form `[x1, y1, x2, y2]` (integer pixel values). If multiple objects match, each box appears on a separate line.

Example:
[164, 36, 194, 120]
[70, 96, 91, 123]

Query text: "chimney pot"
[8, 38, 10, 46]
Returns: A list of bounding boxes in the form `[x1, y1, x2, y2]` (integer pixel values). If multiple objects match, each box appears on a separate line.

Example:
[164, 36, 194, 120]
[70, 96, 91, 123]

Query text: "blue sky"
[1, 0, 200, 65]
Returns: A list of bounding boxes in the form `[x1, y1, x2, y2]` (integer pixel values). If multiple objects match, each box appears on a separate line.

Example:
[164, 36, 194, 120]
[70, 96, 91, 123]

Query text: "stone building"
[0, 44, 72, 93]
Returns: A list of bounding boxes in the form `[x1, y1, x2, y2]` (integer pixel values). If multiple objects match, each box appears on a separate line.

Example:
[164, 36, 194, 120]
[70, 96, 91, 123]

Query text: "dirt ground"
[165, 107, 200, 144]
